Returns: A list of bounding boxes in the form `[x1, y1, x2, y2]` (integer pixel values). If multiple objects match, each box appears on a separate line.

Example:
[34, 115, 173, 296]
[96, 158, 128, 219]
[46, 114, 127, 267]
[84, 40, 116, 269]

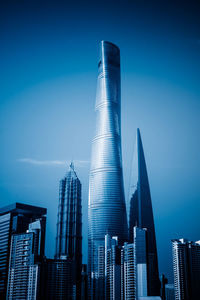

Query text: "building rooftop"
[0, 202, 47, 216]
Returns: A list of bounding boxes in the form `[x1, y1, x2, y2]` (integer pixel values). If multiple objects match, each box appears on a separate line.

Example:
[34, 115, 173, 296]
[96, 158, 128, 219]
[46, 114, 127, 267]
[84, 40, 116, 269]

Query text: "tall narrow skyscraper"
[172, 239, 200, 300]
[105, 235, 121, 300]
[88, 41, 128, 298]
[55, 162, 82, 261]
[55, 163, 82, 298]
[129, 129, 160, 296]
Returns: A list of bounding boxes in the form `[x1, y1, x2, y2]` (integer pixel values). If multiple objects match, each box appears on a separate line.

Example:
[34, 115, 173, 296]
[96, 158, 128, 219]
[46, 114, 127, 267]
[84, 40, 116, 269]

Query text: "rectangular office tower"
[172, 239, 200, 300]
[88, 40, 128, 299]
[7, 219, 46, 299]
[128, 129, 160, 296]
[0, 203, 46, 300]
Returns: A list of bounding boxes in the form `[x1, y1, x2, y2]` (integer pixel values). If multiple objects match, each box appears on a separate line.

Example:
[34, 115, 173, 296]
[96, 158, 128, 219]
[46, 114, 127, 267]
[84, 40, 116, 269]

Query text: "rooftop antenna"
[70, 161, 74, 170]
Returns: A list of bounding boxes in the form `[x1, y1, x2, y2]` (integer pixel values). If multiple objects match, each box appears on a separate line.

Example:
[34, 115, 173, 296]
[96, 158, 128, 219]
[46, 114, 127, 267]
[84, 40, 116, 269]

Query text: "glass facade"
[43, 258, 74, 300]
[7, 219, 45, 300]
[55, 163, 82, 298]
[172, 239, 200, 300]
[0, 203, 46, 300]
[129, 129, 160, 296]
[55, 163, 82, 261]
[88, 41, 128, 298]
[105, 235, 121, 300]
[134, 227, 148, 299]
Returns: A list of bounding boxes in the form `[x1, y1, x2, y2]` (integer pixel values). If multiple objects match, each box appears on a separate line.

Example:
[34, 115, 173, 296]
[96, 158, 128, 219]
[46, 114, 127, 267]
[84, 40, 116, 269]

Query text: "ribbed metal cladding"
[55, 163, 82, 261]
[55, 163, 82, 299]
[88, 41, 128, 297]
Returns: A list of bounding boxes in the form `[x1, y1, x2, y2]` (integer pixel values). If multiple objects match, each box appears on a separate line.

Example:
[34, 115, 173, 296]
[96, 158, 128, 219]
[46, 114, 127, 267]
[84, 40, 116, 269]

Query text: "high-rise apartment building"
[97, 244, 105, 298]
[121, 242, 135, 300]
[103, 227, 148, 300]
[121, 227, 148, 300]
[129, 129, 160, 296]
[52, 163, 82, 299]
[0, 203, 46, 299]
[88, 40, 128, 298]
[7, 219, 46, 299]
[172, 239, 200, 300]
[105, 235, 121, 300]
[133, 227, 148, 299]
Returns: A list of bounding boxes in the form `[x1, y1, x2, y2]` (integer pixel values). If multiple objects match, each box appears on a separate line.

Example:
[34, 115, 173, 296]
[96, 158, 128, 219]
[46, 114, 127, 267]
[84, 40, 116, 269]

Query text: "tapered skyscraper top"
[129, 128, 153, 229]
[54, 163, 82, 298]
[88, 41, 128, 298]
[55, 163, 82, 260]
[129, 128, 160, 295]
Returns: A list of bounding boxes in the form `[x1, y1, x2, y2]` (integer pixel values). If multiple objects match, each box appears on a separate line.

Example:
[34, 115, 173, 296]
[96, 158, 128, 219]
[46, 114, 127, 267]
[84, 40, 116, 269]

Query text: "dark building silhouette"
[160, 274, 168, 300]
[128, 129, 160, 296]
[0, 203, 46, 300]
[43, 258, 74, 300]
[172, 238, 200, 300]
[48, 163, 82, 299]
[81, 264, 88, 300]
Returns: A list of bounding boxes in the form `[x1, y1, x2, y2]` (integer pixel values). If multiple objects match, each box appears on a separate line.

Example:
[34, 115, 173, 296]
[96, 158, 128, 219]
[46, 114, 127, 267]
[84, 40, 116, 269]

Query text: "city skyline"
[0, 0, 200, 283]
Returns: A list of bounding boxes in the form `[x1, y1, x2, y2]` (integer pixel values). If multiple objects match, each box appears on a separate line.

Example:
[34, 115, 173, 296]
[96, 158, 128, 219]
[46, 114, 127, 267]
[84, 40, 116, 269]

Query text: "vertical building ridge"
[172, 238, 200, 300]
[55, 163, 82, 260]
[88, 40, 128, 298]
[55, 163, 82, 299]
[129, 128, 160, 296]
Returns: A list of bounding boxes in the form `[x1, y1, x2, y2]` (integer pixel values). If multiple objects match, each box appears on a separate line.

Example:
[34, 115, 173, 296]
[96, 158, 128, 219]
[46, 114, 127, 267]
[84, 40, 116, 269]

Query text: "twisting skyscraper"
[88, 41, 128, 298]
[129, 128, 160, 296]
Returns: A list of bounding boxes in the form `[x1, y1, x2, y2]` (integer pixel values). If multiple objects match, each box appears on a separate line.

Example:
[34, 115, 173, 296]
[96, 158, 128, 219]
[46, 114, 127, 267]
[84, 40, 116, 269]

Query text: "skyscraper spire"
[69, 161, 74, 171]
[129, 128, 160, 296]
[88, 41, 128, 298]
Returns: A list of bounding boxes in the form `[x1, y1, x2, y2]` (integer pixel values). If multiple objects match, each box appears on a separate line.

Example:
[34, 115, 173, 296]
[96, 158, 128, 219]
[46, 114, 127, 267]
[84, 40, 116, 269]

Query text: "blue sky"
[0, 0, 200, 281]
